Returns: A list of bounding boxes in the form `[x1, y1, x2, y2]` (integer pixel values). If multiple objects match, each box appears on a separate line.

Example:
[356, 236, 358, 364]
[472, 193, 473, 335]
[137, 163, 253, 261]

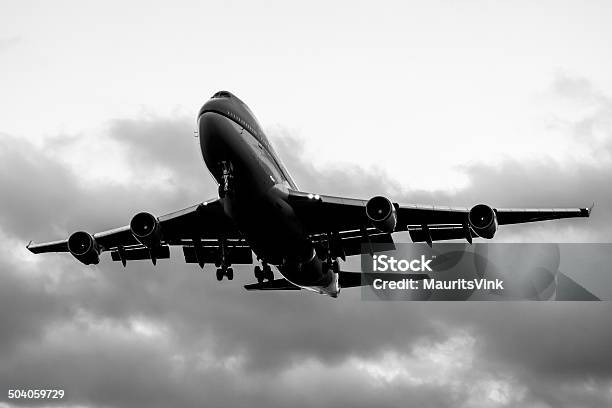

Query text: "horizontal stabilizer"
[244, 278, 301, 291]
[555, 271, 600, 301]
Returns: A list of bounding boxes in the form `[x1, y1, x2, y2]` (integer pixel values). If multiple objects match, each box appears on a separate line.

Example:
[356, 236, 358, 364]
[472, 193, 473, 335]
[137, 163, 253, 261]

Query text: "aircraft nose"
[198, 91, 234, 118]
[198, 111, 237, 145]
[199, 111, 221, 136]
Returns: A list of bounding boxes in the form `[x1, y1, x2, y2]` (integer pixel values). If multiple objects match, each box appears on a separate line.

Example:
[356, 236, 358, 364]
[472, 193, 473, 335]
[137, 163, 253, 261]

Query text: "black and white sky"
[1, 1, 612, 407]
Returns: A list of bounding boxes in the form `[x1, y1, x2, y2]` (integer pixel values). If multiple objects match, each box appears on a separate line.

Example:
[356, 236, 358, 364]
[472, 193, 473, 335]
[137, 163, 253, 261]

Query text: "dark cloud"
[107, 116, 209, 192]
[0, 122, 212, 243]
[1, 76, 612, 407]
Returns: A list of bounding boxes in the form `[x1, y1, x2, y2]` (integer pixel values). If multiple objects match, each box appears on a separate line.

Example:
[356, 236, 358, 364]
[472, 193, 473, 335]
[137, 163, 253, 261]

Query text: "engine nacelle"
[468, 204, 498, 239]
[365, 196, 397, 233]
[130, 212, 161, 249]
[67, 231, 100, 265]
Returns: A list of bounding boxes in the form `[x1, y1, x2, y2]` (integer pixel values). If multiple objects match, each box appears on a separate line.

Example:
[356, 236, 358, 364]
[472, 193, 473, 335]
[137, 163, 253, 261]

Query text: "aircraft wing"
[27, 198, 251, 266]
[288, 189, 592, 248]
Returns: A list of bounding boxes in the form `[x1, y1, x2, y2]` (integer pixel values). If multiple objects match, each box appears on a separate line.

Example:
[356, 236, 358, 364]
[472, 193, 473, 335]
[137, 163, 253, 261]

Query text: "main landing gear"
[321, 238, 340, 275]
[218, 161, 234, 198]
[254, 263, 274, 283]
[215, 263, 233, 281]
[323, 259, 340, 275]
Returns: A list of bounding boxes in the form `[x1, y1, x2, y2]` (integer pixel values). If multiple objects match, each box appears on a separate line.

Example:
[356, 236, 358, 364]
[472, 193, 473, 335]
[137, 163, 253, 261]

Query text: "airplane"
[27, 90, 593, 297]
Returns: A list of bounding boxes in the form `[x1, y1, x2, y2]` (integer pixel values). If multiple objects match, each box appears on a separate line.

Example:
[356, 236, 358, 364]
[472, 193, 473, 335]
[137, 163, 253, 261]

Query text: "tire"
[216, 268, 223, 281]
[227, 268, 234, 280]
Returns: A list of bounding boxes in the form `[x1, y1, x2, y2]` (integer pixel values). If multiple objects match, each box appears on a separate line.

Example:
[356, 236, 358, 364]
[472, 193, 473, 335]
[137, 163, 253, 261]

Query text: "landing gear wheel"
[254, 265, 264, 283]
[332, 260, 340, 274]
[218, 185, 226, 198]
[226, 267, 234, 280]
[216, 268, 224, 281]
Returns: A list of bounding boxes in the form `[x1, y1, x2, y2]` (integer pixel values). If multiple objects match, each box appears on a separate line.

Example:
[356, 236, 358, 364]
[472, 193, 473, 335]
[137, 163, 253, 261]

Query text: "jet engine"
[130, 212, 161, 249]
[67, 231, 100, 265]
[468, 204, 498, 239]
[366, 196, 397, 233]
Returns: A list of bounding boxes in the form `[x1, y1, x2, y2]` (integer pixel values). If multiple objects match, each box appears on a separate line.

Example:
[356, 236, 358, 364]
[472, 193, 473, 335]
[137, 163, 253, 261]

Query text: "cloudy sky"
[1, 1, 612, 407]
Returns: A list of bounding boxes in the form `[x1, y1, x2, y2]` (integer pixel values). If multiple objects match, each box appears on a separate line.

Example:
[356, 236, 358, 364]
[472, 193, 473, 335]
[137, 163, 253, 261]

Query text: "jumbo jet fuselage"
[198, 91, 338, 295]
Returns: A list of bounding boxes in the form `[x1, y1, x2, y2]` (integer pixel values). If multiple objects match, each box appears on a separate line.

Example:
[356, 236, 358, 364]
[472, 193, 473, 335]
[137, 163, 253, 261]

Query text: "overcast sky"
[1, 1, 612, 407]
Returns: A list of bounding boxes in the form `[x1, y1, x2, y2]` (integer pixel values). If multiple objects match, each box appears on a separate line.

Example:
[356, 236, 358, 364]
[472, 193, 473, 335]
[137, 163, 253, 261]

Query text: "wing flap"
[408, 225, 476, 243]
[182, 243, 253, 265]
[110, 246, 170, 262]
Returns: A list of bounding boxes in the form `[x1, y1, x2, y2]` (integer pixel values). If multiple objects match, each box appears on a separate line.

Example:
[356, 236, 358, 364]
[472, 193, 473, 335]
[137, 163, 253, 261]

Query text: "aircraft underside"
[25, 91, 592, 297]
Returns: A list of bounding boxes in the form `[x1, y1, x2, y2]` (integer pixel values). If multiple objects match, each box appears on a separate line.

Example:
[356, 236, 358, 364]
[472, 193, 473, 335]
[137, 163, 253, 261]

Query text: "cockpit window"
[211, 91, 232, 99]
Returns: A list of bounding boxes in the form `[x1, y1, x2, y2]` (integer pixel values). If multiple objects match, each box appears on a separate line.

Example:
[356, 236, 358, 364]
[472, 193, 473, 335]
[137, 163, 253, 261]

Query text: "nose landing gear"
[218, 161, 234, 198]
[216, 265, 234, 281]
[214, 238, 234, 281]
